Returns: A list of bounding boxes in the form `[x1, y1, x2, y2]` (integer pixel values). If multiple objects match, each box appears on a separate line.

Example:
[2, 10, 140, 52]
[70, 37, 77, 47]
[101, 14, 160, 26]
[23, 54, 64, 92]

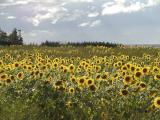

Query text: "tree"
[0, 28, 24, 45]
[0, 28, 8, 41]
[9, 28, 19, 44]
[17, 30, 23, 45]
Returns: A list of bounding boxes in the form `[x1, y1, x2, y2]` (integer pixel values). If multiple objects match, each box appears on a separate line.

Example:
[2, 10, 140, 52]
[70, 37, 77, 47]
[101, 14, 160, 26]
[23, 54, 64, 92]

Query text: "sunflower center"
[157, 100, 160, 105]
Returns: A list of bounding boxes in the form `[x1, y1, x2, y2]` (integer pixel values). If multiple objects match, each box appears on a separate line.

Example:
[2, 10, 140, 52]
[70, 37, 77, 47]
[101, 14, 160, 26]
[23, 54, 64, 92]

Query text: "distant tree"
[17, 30, 23, 45]
[41, 40, 119, 47]
[0, 28, 8, 41]
[0, 28, 10, 45]
[8, 28, 23, 45]
[9, 28, 19, 44]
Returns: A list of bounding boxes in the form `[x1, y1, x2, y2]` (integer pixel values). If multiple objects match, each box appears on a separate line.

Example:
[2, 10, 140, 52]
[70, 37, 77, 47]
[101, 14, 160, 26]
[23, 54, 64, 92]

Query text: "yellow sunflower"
[0, 74, 8, 81]
[120, 89, 129, 96]
[69, 87, 75, 94]
[153, 97, 160, 108]
[17, 72, 24, 80]
[123, 75, 132, 85]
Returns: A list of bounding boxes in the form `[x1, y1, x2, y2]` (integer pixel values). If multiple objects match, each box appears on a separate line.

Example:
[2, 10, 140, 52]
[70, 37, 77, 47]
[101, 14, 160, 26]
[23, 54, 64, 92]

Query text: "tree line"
[41, 40, 119, 47]
[0, 28, 23, 45]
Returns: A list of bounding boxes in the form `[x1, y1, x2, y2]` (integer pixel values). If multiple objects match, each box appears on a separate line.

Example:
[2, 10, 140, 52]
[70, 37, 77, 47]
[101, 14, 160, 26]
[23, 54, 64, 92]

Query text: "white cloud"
[26, 5, 67, 26]
[79, 20, 101, 27]
[6, 16, 16, 19]
[31, 19, 40, 26]
[0, 0, 31, 7]
[102, 0, 160, 15]
[79, 22, 90, 27]
[90, 20, 101, 27]
[51, 19, 58, 24]
[1, 0, 159, 27]
[88, 12, 99, 17]
[68, 0, 94, 3]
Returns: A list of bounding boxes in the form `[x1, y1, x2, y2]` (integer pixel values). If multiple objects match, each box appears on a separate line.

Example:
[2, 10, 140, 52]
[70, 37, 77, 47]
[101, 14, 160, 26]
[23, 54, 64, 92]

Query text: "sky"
[0, 0, 160, 44]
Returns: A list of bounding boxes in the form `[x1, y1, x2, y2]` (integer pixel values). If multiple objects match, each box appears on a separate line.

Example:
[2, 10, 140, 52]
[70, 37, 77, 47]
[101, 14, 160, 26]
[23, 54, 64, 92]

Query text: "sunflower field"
[1, 45, 160, 120]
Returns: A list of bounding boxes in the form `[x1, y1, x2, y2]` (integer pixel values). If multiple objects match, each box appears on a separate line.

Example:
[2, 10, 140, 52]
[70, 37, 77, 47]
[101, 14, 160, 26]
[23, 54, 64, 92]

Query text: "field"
[1, 45, 160, 120]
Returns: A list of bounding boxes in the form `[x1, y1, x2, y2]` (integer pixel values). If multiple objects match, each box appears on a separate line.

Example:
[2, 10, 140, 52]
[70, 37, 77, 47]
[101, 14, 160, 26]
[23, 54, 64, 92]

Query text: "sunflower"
[142, 67, 150, 75]
[123, 75, 132, 85]
[121, 65, 127, 71]
[69, 64, 75, 73]
[63, 67, 68, 73]
[95, 66, 101, 72]
[54, 58, 59, 62]
[152, 66, 159, 73]
[17, 72, 24, 80]
[154, 74, 160, 80]
[100, 112, 108, 119]
[70, 76, 76, 83]
[53, 62, 58, 68]
[121, 71, 126, 76]
[14, 62, 20, 68]
[120, 89, 129, 96]
[27, 65, 32, 71]
[23, 65, 28, 69]
[113, 63, 118, 68]
[66, 101, 73, 108]
[117, 61, 122, 67]
[78, 77, 85, 86]
[6, 78, 11, 84]
[89, 84, 97, 92]
[69, 87, 75, 94]
[95, 73, 101, 81]
[41, 65, 47, 71]
[35, 70, 40, 76]
[0, 74, 8, 81]
[39, 72, 43, 78]
[153, 97, 160, 108]
[86, 78, 94, 86]
[55, 80, 63, 86]
[126, 63, 131, 69]
[134, 71, 143, 79]
[139, 82, 147, 91]
[101, 72, 108, 80]
[105, 61, 109, 66]
[130, 65, 136, 72]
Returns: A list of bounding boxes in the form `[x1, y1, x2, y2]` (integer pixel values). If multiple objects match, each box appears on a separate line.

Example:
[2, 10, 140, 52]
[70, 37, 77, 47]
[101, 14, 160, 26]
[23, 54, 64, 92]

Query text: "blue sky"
[0, 0, 160, 44]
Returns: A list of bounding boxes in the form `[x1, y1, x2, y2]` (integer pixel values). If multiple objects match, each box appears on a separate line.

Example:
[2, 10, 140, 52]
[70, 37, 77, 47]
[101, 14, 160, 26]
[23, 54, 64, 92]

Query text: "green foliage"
[41, 40, 119, 47]
[0, 28, 23, 45]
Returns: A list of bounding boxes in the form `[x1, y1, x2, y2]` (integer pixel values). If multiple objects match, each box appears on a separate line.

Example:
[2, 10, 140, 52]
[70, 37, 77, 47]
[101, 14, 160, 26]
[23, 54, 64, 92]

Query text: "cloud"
[25, 0, 93, 26]
[51, 19, 58, 24]
[0, 0, 93, 7]
[88, 12, 99, 17]
[68, 0, 94, 3]
[79, 22, 90, 27]
[26, 5, 67, 26]
[0, 0, 95, 26]
[102, 0, 160, 15]
[6, 16, 16, 19]
[90, 20, 101, 27]
[1, 0, 160, 45]
[79, 20, 101, 27]
[0, 0, 31, 7]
